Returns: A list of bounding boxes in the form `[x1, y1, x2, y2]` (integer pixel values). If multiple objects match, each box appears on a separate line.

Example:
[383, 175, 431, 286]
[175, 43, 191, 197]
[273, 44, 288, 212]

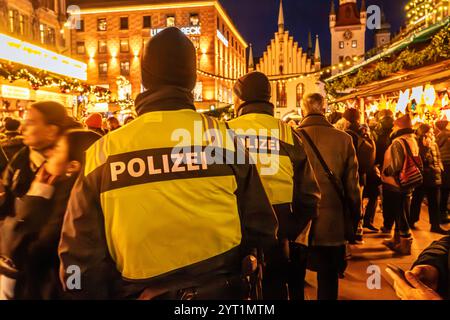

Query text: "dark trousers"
[383, 188, 412, 237]
[262, 241, 289, 300]
[364, 186, 379, 225]
[410, 186, 441, 227]
[382, 187, 396, 230]
[298, 245, 345, 300]
[287, 243, 307, 300]
[440, 186, 450, 217]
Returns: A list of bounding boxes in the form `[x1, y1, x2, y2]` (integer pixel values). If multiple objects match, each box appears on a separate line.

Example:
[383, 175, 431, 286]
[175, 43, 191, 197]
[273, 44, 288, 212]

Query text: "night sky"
[220, 0, 409, 66]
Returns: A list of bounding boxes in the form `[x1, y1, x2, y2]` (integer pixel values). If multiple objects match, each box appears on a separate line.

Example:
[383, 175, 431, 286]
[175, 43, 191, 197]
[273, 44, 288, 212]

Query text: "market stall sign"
[150, 26, 201, 37]
[0, 85, 30, 100]
[0, 33, 87, 81]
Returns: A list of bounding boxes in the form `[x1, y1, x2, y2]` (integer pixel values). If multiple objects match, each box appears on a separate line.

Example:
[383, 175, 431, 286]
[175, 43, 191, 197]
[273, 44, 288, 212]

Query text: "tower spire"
[278, 0, 284, 33]
[248, 44, 255, 71]
[330, 0, 335, 15]
[360, 0, 366, 12]
[314, 35, 321, 61]
[307, 31, 313, 59]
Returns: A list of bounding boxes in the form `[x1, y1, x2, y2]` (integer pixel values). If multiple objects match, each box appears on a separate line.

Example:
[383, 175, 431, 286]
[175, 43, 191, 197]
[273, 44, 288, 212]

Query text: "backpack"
[346, 130, 376, 176]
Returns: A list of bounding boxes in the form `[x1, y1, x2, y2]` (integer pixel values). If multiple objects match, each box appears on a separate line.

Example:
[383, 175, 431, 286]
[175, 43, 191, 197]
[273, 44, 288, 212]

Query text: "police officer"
[227, 71, 321, 300]
[58, 28, 277, 300]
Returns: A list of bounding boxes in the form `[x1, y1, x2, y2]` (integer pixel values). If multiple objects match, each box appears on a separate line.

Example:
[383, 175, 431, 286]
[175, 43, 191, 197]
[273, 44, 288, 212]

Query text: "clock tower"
[330, 0, 366, 74]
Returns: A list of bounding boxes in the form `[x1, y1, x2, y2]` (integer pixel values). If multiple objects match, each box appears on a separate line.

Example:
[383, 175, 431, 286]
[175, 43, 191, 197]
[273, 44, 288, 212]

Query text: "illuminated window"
[120, 17, 128, 30]
[98, 40, 107, 54]
[120, 61, 130, 76]
[276, 82, 287, 108]
[193, 82, 203, 101]
[143, 16, 151, 29]
[120, 39, 129, 53]
[296, 83, 304, 109]
[97, 18, 107, 31]
[190, 13, 200, 26]
[191, 36, 200, 50]
[98, 62, 108, 76]
[166, 15, 175, 27]
[47, 27, 55, 45]
[352, 40, 357, 48]
[339, 41, 344, 49]
[19, 14, 24, 35]
[8, 10, 14, 33]
[76, 41, 85, 54]
[76, 19, 85, 32]
[39, 24, 45, 44]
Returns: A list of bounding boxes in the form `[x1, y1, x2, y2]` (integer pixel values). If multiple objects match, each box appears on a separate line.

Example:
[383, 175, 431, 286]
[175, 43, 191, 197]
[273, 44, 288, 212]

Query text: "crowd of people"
[0, 27, 448, 301]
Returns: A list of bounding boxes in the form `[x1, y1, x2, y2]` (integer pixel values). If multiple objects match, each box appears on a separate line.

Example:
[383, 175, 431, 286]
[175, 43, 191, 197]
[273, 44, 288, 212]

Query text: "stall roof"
[326, 18, 450, 83]
[331, 60, 450, 104]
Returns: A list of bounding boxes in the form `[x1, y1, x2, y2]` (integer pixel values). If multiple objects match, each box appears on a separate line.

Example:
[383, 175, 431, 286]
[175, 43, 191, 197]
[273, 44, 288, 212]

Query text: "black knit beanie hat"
[141, 27, 197, 91]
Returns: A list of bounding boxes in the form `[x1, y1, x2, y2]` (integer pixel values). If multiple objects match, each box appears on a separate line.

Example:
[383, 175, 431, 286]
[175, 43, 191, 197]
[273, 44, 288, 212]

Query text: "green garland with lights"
[327, 23, 450, 96]
[0, 62, 112, 101]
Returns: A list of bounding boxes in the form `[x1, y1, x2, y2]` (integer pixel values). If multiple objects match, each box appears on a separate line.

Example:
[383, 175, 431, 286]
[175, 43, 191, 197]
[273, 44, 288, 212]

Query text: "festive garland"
[327, 23, 450, 96]
[0, 62, 112, 101]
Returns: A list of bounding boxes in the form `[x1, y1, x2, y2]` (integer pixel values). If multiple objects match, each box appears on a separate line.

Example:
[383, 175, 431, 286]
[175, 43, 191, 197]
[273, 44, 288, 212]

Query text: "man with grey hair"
[295, 93, 362, 300]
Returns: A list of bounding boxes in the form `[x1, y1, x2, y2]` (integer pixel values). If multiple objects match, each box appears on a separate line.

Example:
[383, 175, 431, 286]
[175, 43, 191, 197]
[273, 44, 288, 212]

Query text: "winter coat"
[436, 129, 450, 165]
[381, 128, 420, 193]
[417, 138, 443, 187]
[297, 114, 362, 247]
[0, 176, 76, 299]
[0, 131, 24, 162]
[346, 124, 376, 187]
[413, 236, 450, 299]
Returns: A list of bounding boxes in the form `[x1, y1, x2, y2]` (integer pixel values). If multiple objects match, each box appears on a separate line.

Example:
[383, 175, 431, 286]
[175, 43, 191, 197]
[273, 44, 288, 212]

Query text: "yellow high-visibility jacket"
[228, 106, 320, 242]
[59, 105, 277, 299]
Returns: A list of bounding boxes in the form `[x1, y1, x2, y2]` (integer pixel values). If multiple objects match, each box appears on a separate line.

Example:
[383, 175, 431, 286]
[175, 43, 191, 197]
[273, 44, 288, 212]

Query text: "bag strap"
[296, 129, 346, 204]
[400, 138, 423, 174]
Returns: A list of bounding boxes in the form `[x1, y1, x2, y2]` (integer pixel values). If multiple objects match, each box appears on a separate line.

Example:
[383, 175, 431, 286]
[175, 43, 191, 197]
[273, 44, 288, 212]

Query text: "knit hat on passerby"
[84, 113, 103, 129]
[393, 114, 413, 129]
[416, 123, 431, 137]
[141, 27, 197, 91]
[436, 119, 449, 131]
[377, 109, 394, 121]
[30, 101, 71, 132]
[343, 108, 361, 124]
[4, 118, 21, 132]
[233, 72, 271, 104]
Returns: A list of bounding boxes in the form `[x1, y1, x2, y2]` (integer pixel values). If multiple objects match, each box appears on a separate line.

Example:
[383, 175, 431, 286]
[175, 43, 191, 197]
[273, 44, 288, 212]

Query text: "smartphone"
[387, 264, 413, 287]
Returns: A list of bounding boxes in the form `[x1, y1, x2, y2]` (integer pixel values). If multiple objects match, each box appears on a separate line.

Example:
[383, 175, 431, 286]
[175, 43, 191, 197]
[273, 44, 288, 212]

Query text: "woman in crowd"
[0, 130, 101, 299]
[409, 124, 448, 235]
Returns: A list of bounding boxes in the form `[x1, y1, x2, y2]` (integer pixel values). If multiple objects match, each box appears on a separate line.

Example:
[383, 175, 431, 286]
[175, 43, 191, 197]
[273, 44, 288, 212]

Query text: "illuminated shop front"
[0, 32, 87, 118]
[69, 0, 248, 112]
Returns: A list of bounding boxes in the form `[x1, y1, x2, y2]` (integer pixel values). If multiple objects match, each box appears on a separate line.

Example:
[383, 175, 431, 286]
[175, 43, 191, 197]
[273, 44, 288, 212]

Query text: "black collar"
[237, 101, 274, 117]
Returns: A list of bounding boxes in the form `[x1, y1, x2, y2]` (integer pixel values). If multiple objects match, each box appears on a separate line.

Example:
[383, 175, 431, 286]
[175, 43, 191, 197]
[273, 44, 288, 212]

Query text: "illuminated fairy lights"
[0, 33, 87, 81]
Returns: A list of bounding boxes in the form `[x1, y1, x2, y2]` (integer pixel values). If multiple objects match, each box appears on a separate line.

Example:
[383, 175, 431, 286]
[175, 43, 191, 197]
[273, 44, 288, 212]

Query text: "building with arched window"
[255, 0, 322, 119]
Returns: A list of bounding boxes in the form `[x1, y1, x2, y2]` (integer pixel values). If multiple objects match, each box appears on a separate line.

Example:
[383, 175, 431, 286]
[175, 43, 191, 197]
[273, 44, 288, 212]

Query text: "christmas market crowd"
[0, 27, 449, 301]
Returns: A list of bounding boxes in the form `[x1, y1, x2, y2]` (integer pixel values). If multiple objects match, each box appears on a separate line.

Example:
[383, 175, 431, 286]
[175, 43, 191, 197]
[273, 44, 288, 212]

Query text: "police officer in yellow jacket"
[58, 28, 277, 300]
[228, 72, 321, 300]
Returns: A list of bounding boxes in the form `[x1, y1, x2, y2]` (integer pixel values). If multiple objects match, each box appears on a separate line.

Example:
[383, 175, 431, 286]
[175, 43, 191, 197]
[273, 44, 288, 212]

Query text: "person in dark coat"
[297, 93, 362, 300]
[0, 101, 75, 298]
[0, 130, 101, 299]
[388, 236, 449, 300]
[381, 114, 420, 255]
[410, 124, 448, 235]
[370, 110, 395, 232]
[342, 109, 377, 234]
[436, 120, 450, 224]
[0, 118, 24, 162]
